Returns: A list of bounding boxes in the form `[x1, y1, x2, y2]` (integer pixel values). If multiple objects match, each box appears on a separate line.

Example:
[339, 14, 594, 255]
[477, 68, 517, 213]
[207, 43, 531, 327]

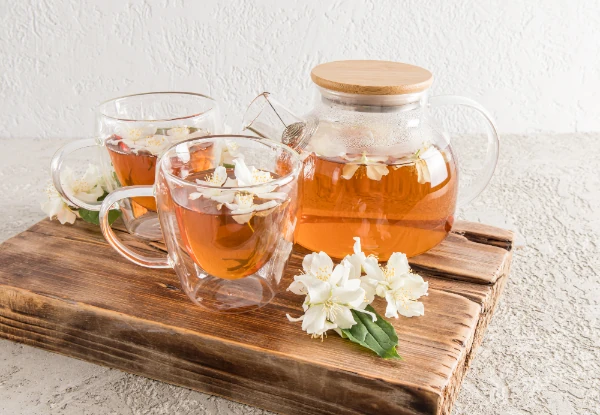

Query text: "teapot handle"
[429, 95, 500, 207]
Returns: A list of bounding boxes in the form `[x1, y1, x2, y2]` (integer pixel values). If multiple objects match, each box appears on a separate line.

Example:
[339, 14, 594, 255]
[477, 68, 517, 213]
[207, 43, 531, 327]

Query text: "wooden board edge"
[438, 250, 513, 415]
[0, 284, 443, 415]
[410, 244, 512, 286]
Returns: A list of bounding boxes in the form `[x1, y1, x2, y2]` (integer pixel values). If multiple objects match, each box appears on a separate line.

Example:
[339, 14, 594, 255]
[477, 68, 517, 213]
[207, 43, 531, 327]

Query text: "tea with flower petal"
[173, 169, 293, 280]
[106, 135, 216, 214]
[106, 138, 158, 211]
[296, 144, 457, 260]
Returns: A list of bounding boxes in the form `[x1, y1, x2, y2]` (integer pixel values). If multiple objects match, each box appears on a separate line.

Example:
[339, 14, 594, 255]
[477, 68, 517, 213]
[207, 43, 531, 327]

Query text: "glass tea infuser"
[243, 60, 499, 260]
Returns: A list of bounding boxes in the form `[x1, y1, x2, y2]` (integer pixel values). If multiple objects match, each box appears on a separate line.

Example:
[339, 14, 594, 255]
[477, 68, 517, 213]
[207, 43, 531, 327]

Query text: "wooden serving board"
[0, 219, 513, 415]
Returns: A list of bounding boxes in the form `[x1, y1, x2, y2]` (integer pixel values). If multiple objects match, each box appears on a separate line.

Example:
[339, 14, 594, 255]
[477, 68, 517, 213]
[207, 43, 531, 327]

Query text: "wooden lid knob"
[311, 60, 433, 95]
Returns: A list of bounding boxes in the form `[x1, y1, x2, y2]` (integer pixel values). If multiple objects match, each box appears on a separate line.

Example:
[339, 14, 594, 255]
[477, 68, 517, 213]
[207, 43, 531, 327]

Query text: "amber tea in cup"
[98, 93, 221, 239]
[51, 92, 221, 241]
[173, 169, 291, 280]
[100, 136, 301, 313]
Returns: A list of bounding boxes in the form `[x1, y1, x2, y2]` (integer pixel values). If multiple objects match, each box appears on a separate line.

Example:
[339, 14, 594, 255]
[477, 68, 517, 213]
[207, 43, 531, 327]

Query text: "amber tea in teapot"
[297, 148, 457, 259]
[243, 60, 499, 260]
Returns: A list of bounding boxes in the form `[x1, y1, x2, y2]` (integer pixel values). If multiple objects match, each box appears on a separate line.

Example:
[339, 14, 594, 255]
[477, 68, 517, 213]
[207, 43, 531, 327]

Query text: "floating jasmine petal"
[411, 143, 434, 185]
[189, 166, 237, 205]
[220, 140, 244, 166]
[167, 126, 190, 138]
[225, 192, 279, 224]
[115, 124, 157, 142]
[342, 153, 389, 181]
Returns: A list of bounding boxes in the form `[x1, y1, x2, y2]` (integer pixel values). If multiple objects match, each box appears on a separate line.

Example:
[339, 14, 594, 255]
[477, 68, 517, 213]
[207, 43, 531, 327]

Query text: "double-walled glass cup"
[51, 92, 221, 240]
[99, 136, 302, 313]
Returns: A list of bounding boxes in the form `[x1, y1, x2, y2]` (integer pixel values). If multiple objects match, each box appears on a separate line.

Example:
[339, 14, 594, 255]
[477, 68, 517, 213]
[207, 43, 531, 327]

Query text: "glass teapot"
[242, 60, 499, 260]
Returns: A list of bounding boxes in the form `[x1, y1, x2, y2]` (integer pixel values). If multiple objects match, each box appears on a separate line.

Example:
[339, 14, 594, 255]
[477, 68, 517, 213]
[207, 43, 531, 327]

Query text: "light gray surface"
[0, 135, 598, 414]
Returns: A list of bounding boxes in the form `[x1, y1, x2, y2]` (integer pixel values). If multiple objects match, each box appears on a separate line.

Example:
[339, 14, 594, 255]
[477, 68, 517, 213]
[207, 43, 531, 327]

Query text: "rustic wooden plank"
[407, 233, 508, 285]
[451, 221, 514, 250]
[0, 219, 513, 415]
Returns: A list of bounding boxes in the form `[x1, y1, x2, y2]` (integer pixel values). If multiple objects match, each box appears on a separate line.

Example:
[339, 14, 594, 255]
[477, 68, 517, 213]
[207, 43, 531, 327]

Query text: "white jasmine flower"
[382, 273, 429, 318]
[414, 144, 448, 187]
[189, 166, 237, 206]
[167, 126, 190, 138]
[115, 124, 157, 143]
[392, 143, 434, 184]
[142, 135, 171, 156]
[233, 158, 287, 198]
[305, 124, 347, 158]
[222, 158, 287, 224]
[112, 124, 189, 156]
[363, 253, 428, 318]
[342, 237, 376, 306]
[188, 158, 286, 224]
[286, 237, 428, 341]
[62, 165, 105, 204]
[41, 182, 77, 224]
[390, 143, 437, 184]
[225, 192, 279, 224]
[194, 165, 229, 188]
[342, 153, 390, 181]
[287, 258, 374, 338]
[40, 164, 105, 225]
[288, 252, 346, 295]
[219, 140, 244, 166]
[344, 237, 367, 279]
[234, 158, 273, 187]
[414, 158, 431, 184]
[413, 144, 433, 184]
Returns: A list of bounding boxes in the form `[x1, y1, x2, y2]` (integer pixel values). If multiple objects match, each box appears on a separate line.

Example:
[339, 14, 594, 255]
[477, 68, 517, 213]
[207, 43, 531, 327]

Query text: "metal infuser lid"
[311, 60, 434, 95]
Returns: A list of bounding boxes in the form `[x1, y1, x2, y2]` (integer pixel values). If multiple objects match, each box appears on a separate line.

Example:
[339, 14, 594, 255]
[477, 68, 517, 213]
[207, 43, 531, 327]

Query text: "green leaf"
[77, 191, 121, 225]
[78, 207, 121, 226]
[112, 172, 121, 187]
[341, 305, 402, 360]
[97, 191, 109, 202]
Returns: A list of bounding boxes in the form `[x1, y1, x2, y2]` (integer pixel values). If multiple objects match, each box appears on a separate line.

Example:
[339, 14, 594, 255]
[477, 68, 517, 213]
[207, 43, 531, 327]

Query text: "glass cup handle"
[429, 95, 500, 207]
[50, 138, 101, 211]
[99, 185, 171, 269]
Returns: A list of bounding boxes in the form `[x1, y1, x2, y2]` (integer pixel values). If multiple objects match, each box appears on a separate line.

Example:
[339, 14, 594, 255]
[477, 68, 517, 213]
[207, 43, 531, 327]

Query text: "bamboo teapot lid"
[310, 60, 433, 95]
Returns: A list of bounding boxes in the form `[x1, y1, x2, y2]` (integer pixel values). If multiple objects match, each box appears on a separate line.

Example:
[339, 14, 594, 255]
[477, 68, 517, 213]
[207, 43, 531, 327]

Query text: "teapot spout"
[242, 92, 316, 150]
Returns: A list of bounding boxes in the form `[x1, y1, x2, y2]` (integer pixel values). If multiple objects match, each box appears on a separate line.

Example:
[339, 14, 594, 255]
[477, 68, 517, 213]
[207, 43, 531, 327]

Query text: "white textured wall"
[0, 0, 598, 139]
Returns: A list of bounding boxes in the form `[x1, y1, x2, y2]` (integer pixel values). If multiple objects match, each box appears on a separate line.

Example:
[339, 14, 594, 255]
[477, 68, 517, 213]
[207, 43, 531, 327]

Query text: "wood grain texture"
[0, 219, 513, 415]
[310, 60, 434, 95]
